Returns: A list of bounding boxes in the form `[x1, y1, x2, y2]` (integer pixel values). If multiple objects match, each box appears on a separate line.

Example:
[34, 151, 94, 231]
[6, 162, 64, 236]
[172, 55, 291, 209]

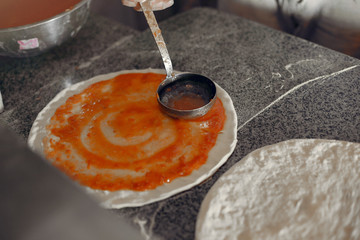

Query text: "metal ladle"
[140, 0, 216, 119]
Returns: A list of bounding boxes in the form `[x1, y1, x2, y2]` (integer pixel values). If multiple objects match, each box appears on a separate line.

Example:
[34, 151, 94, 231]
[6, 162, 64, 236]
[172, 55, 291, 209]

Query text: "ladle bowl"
[157, 73, 217, 119]
[140, 0, 216, 119]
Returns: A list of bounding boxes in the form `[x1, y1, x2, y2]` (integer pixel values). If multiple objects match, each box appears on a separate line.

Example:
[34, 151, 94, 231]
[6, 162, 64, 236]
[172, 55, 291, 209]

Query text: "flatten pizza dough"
[196, 139, 360, 240]
[28, 69, 237, 208]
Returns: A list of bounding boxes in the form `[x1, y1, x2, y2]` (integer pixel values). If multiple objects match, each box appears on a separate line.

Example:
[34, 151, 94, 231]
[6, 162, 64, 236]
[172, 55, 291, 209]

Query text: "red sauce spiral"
[44, 73, 226, 191]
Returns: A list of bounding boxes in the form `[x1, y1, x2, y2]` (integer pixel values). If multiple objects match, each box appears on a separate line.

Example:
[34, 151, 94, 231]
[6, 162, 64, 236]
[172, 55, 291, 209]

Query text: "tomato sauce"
[44, 73, 226, 191]
[0, 0, 82, 29]
[169, 93, 206, 110]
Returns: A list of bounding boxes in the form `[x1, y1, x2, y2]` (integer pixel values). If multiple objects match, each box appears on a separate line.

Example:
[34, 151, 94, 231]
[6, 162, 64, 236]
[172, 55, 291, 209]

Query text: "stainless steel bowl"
[0, 0, 91, 57]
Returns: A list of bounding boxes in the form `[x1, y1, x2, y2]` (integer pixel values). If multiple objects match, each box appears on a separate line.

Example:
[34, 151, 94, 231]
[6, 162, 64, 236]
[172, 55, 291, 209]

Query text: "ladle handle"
[140, 0, 173, 79]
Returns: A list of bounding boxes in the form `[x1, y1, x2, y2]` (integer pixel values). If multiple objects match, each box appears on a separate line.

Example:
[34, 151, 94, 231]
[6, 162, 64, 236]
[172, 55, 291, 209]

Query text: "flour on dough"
[196, 139, 360, 240]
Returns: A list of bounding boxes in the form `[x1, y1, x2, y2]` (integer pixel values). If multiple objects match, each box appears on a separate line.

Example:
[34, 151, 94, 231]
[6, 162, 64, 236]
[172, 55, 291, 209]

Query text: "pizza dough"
[196, 139, 360, 240]
[28, 69, 237, 208]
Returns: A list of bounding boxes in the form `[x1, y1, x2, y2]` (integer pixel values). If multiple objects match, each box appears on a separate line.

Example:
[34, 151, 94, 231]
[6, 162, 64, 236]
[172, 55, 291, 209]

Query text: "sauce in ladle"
[169, 93, 206, 110]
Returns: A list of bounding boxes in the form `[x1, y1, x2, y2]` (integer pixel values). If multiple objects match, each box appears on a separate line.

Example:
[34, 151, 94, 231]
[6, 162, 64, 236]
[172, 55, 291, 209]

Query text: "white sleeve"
[0, 91, 4, 113]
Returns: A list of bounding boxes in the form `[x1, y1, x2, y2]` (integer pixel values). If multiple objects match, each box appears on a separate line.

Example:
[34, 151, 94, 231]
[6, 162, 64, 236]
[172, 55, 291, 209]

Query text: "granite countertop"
[1, 7, 359, 240]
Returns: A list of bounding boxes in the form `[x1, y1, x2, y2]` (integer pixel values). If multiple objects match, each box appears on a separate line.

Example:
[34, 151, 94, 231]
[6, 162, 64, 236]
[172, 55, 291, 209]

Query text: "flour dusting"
[196, 139, 360, 240]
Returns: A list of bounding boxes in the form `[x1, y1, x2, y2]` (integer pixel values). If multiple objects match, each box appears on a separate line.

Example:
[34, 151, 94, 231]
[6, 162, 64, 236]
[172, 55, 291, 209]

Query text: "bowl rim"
[0, 0, 91, 32]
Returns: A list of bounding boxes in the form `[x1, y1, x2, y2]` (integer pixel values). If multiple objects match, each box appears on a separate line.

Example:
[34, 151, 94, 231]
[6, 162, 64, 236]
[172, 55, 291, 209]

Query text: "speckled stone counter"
[1, 7, 359, 240]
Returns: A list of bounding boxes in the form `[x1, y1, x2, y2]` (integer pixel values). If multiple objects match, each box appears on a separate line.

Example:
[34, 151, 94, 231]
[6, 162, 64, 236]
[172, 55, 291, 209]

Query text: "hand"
[122, 0, 174, 11]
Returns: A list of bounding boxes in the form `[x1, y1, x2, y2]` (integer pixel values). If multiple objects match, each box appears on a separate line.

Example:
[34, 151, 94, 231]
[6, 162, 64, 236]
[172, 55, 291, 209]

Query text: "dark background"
[91, 0, 218, 30]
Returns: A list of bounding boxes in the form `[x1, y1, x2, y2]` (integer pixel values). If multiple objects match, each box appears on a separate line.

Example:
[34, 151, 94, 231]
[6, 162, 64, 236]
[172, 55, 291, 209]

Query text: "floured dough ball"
[196, 139, 360, 240]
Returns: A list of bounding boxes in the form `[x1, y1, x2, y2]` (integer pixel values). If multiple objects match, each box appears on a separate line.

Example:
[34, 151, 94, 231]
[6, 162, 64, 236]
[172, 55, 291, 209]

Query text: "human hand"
[122, 0, 174, 11]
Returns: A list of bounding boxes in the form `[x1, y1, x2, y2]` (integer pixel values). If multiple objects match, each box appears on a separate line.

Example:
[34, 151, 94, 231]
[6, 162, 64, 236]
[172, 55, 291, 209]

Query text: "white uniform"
[219, 0, 360, 58]
[0, 91, 3, 113]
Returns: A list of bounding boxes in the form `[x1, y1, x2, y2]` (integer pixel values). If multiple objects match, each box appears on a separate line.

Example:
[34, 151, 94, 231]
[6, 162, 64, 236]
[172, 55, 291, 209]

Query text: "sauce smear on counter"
[0, 0, 82, 29]
[44, 73, 226, 191]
